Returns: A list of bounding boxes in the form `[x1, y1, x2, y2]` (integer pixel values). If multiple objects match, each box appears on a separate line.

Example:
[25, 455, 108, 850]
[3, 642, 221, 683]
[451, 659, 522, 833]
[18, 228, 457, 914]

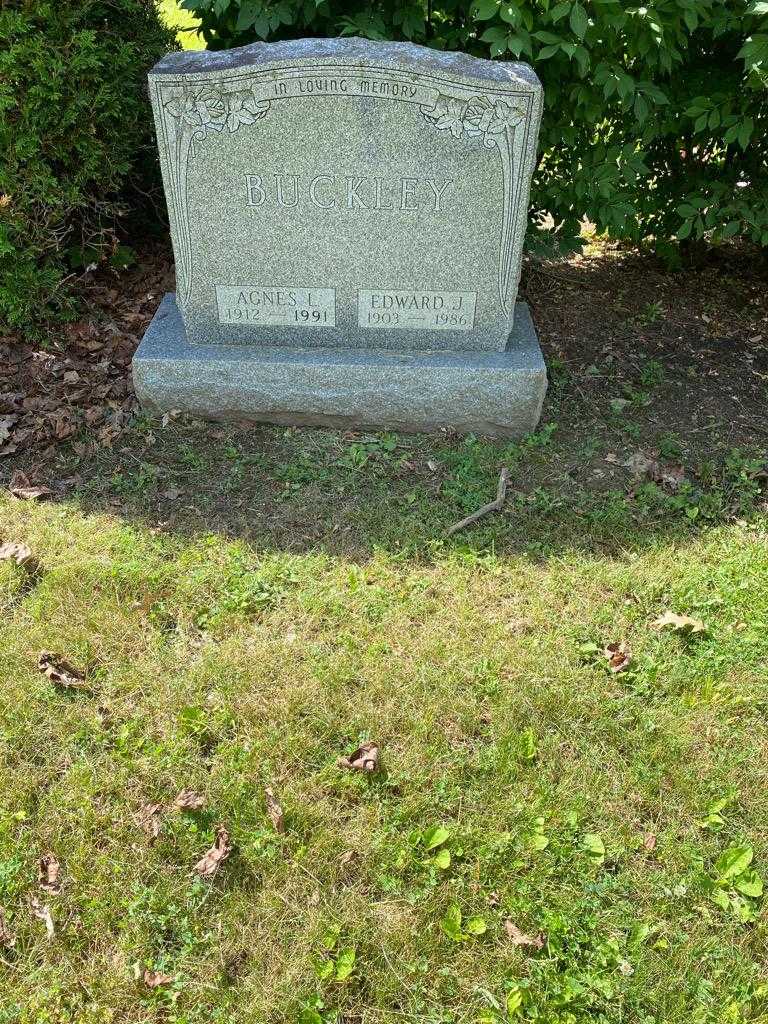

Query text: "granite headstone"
[133, 37, 547, 435]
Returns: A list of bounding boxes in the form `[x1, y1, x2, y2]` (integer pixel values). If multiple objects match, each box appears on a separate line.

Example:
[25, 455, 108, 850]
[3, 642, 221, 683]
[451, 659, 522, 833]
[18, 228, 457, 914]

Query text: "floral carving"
[421, 92, 528, 315]
[421, 94, 525, 148]
[160, 83, 271, 304]
[164, 86, 269, 141]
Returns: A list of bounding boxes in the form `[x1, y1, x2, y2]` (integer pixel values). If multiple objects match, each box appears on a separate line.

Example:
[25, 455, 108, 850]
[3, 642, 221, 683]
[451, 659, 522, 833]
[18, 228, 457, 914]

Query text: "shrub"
[0, 1, 176, 335]
[180, 0, 768, 256]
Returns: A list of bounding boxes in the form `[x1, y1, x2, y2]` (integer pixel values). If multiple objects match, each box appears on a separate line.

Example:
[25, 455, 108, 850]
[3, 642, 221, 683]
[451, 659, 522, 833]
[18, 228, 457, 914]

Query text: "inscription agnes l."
[245, 174, 452, 212]
[216, 285, 336, 327]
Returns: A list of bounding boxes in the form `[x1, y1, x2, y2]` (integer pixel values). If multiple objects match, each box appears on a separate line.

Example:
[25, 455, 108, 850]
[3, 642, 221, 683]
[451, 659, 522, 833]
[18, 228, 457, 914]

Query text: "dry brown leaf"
[37, 651, 90, 691]
[29, 896, 54, 939]
[193, 825, 232, 879]
[652, 611, 707, 634]
[0, 908, 15, 947]
[623, 451, 656, 477]
[264, 786, 285, 833]
[643, 832, 657, 852]
[0, 414, 17, 444]
[603, 641, 631, 673]
[38, 853, 61, 895]
[0, 541, 33, 566]
[504, 920, 545, 950]
[172, 789, 205, 812]
[650, 462, 686, 492]
[622, 452, 686, 493]
[9, 470, 52, 501]
[136, 802, 163, 841]
[338, 741, 380, 773]
[143, 968, 174, 988]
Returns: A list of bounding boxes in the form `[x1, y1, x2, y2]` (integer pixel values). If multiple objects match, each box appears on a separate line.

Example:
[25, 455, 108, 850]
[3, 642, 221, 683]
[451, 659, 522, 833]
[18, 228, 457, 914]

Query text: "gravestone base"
[133, 293, 546, 437]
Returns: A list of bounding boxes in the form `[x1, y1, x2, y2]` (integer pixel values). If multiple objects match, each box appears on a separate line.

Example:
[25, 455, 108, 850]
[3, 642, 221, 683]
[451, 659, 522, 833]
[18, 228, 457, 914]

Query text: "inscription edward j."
[245, 173, 452, 212]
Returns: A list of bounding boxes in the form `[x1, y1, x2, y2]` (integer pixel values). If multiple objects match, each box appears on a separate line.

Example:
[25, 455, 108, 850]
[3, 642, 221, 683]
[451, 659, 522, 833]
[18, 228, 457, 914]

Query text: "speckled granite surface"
[133, 294, 547, 437]
[147, 36, 542, 353]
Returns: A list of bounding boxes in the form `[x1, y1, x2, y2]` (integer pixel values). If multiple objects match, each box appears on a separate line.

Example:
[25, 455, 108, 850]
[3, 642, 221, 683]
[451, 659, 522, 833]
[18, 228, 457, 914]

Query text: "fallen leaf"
[504, 920, 545, 949]
[136, 802, 163, 841]
[95, 704, 113, 729]
[172, 789, 205, 812]
[0, 414, 17, 443]
[193, 825, 232, 879]
[161, 410, 181, 428]
[603, 641, 631, 673]
[264, 786, 285, 833]
[0, 908, 15, 947]
[652, 611, 706, 634]
[143, 968, 174, 988]
[643, 833, 657, 852]
[0, 541, 33, 566]
[37, 651, 90, 691]
[338, 741, 379, 773]
[29, 896, 54, 939]
[38, 853, 61, 895]
[623, 450, 655, 477]
[649, 461, 686, 492]
[9, 470, 52, 501]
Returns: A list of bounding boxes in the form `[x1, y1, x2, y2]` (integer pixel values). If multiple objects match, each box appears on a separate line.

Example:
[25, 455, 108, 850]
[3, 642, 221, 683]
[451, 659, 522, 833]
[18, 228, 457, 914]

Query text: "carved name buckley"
[244, 174, 452, 212]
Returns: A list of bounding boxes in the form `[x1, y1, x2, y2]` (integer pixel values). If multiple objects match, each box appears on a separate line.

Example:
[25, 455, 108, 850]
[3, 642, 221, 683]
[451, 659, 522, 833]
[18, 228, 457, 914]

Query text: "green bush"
[181, 0, 767, 256]
[0, 1, 176, 335]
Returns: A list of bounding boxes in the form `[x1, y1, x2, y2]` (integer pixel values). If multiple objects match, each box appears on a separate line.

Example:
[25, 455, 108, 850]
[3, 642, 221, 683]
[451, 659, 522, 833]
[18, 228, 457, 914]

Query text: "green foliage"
[181, 0, 768, 252]
[702, 844, 765, 921]
[0, 1, 176, 334]
[441, 902, 488, 940]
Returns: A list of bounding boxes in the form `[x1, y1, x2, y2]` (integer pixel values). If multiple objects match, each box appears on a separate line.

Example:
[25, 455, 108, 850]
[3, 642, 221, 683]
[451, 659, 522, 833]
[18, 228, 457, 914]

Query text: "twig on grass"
[446, 467, 510, 536]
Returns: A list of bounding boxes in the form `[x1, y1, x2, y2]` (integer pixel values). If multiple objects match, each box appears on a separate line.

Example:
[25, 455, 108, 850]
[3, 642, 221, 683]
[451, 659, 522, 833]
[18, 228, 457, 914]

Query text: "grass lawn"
[1, 242, 768, 1022]
[2, 426, 768, 1023]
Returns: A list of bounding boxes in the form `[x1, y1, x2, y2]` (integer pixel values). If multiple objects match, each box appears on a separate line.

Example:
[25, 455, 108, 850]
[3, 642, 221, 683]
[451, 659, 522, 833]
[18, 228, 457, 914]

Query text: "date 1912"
[215, 285, 336, 327]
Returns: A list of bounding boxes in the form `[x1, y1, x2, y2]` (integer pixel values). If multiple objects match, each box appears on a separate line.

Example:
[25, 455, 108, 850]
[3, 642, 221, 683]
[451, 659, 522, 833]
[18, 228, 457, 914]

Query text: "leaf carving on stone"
[165, 88, 226, 133]
[427, 95, 467, 138]
[225, 92, 268, 132]
[423, 94, 525, 147]
[165, 87, 269, 140]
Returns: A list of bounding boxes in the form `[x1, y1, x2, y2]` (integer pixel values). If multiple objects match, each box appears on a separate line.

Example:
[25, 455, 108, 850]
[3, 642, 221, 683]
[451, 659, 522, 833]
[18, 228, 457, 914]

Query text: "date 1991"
[215, 285, 336, 328]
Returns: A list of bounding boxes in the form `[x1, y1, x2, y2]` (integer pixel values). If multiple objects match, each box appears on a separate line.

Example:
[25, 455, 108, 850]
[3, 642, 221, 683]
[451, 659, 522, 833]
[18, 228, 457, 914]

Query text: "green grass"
[1, 421, 768, 1023]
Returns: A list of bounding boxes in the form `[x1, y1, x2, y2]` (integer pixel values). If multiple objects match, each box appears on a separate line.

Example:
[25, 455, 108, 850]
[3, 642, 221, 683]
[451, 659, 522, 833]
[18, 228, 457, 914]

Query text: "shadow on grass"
[9, 245, 768, 561]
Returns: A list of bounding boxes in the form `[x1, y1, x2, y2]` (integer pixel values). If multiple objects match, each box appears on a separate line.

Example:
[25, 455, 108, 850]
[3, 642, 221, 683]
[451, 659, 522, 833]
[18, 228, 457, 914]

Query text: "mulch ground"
[1, 238, 766, 495]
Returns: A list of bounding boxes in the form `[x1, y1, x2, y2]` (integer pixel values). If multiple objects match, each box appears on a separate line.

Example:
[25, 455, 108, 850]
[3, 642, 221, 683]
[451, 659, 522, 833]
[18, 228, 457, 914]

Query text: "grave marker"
[133, 37, 547, 435]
